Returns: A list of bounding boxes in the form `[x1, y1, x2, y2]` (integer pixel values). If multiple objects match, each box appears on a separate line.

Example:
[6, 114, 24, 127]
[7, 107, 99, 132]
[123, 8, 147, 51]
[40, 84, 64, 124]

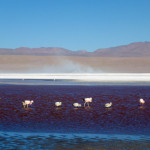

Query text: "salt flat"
[0, 73, 150, 82]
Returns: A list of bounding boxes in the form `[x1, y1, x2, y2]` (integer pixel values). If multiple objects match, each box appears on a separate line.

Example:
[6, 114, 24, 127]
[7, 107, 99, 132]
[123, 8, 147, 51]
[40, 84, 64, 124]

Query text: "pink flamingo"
[22, 100, 34, 108]
[83, 97, 92, 107]
[139, 98, 145, 106]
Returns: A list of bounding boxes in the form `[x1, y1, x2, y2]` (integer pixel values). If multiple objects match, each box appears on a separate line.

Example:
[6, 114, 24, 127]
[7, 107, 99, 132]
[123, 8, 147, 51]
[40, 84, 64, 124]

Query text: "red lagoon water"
[0, 84, 150, 136]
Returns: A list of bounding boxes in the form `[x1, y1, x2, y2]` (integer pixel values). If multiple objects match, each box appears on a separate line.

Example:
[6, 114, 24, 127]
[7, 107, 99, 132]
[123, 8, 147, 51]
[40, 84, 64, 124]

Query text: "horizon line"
[0, 41, 149, 52]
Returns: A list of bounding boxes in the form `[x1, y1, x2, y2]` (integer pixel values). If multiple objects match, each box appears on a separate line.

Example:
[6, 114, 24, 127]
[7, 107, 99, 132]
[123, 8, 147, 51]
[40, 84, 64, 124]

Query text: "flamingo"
[22, 100, 34, 108]
[139, 98, 145, 106]
[83, 97, 92, 107]
[73, 103, 81, 107]
[55, 102, 62, 107]
[105, 102, 112, 108]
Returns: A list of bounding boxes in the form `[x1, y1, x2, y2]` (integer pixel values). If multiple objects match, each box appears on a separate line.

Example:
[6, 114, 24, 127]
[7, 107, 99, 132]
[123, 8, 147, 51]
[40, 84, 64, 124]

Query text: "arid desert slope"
[0, 42, 150, 73]
[0, 55, 150, 73]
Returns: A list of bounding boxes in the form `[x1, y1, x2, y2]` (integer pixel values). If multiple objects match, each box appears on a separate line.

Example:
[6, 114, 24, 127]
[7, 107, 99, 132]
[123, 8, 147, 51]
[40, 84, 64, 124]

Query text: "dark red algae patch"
[0, 84, 150, 136]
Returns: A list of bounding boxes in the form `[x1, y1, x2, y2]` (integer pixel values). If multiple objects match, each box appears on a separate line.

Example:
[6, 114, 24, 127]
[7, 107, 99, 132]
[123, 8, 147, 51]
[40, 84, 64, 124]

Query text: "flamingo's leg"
[88, 103, 89, 107]
[84, 102, 86, 107]
[22, 102, 25, 108]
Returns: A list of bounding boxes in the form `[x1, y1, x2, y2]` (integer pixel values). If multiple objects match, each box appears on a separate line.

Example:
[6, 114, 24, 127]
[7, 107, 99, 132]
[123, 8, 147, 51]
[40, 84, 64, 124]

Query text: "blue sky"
[0, 0, 150, 51]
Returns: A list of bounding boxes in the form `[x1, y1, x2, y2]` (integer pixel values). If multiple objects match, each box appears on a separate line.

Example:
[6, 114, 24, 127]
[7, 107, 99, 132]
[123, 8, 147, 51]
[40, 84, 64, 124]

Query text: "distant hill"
[0, 42, 150, 57]
[93, 42, 150, 57]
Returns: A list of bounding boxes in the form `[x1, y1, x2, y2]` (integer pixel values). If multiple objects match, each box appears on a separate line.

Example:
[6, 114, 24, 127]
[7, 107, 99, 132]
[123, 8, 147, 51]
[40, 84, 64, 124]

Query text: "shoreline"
[1, 79, 150, 86]
[1, 73, 150, 85]
[0, 73, 150, 82]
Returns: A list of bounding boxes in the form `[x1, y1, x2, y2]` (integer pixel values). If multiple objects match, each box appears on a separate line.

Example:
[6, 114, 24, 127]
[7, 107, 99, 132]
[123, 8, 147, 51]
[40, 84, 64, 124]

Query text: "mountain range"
[0, 42, 150, 57]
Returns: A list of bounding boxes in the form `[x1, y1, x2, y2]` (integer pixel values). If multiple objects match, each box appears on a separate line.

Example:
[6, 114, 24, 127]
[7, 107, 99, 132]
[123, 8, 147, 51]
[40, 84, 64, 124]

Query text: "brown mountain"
[0, 47, 75, 56]
[93, 42, 150, 57]
[0, 42, 150, 57]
